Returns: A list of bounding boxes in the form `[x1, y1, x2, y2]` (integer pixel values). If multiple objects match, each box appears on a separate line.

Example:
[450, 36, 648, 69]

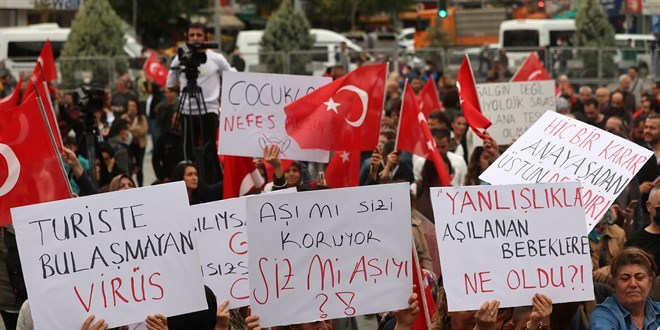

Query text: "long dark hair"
[465, 146, 486, 186]
[171, 162, 206, 202]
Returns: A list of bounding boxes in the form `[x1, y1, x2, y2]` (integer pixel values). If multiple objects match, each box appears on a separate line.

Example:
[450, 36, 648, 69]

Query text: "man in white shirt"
[413, 128, 467, 187]
[166, 22, 235, 184]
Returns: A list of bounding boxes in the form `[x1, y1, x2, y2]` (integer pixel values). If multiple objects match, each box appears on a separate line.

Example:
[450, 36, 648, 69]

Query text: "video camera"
[73, 85, 105, 114]
[177, 42, 219, 68]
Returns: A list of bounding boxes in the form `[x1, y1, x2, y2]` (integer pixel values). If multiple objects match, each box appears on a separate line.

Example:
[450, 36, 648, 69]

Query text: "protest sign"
[476, 80, 555, 145]
[431, 182, 594, 311]
[193, 197, 250, 309]
[11, 182, 207, 330]
[246, 184, 412, 327]
[480, 111, 653, 231]
[219, 72, 331, 162]
[192, 188, 296, 309]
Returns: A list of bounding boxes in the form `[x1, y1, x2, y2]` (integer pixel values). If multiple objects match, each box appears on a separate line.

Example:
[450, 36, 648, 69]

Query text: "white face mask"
[124, 131, 133, 145]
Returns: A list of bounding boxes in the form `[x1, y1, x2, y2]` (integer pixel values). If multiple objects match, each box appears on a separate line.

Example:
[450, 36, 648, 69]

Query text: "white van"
[614, 34, 656, 71]
[499, 19, 576, 67]
[0, 23, 143, 78]
[236, 28, 363, 75]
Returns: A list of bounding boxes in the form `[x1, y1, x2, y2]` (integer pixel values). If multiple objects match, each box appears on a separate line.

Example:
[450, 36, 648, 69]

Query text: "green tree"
[60, 0, 125, 89]
[260, 0, 315, 74]
[110, 0, 208, 48]
[572, 0, 616, 78]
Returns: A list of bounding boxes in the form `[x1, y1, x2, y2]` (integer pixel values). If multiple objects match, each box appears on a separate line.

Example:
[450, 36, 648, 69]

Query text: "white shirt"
[412, 151, 467, 187]
[166, 50, 235, 115]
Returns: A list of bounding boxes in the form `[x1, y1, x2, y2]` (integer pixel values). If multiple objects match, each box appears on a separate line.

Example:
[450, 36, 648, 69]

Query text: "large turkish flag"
[143, 53, 168, 88]
[284, 64, 387, 151]
[0, 98, 71, 225]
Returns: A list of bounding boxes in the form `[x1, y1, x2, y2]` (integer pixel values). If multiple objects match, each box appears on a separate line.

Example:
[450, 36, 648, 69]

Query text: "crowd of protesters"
[0, 22, 659, 330]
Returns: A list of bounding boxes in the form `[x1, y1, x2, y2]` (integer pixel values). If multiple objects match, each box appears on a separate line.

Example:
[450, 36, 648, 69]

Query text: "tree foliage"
[572, 0, 616, 78]
[260, 0, 314, 74]
[61, 0, 126, 88]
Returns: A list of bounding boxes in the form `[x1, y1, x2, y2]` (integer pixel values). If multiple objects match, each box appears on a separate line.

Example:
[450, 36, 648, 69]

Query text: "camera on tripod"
[177, 42, 219, 68]
[73, 85, 105, 114]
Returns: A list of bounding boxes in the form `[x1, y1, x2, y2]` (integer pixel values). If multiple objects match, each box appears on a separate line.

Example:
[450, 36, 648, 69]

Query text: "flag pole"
[394, 80, 408, 151]
[412, 236, 433, 329]
[34, 81, 74, 197]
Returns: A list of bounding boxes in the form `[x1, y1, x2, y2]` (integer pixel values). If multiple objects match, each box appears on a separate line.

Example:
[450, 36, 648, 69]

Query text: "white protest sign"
[477, 80, 555, 145]
[480, 111, 653, 231]
[219, 72, 331, 162]
[192, 197, 250, 309]
[246, 184, 412, 327]
[192, 188, 296, 309]
[11, 182, 207, 330]
[431, 182, 594, 311]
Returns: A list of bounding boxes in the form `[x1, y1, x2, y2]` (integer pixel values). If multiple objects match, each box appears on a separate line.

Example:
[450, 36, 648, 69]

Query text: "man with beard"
[625, 184, 660, 270]
[635, 113, 660, 221]
[603, 91, 632, 124]
[583, 98, 608, 130]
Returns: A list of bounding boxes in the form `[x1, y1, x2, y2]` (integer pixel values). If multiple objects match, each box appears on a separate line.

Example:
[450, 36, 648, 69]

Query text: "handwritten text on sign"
[431, 182, 594, 311]
[246, 184, 412, 327]
[10, 182, 207, 330]
[479, 111, 652, 231]
[219, 72, 331, 162]
[192, 197, 250, 309]
[476, 80, 555, 144]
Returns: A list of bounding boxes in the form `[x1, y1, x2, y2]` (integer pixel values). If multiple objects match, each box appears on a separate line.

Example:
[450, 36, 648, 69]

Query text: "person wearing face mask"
[625, 185, 660, 271]
[106, 118, 133, 176]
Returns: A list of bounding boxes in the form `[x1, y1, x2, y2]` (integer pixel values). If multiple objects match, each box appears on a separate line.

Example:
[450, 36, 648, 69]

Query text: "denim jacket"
[589, 295, 660, 329]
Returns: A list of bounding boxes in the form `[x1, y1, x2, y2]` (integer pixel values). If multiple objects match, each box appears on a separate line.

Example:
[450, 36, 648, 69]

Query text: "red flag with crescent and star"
[284, 64, 387, 151]
[510, 52, 560, 96]
[23, 40, 57, 98]
[418, 78, 443, 117]
[324, 150, 360, 188]
[396, 83, 451, 187]
[510, 52, 551, 82]
[456, 55, 491, 140]
[143, 53, 168, 88]
[0, 97, 71, 225]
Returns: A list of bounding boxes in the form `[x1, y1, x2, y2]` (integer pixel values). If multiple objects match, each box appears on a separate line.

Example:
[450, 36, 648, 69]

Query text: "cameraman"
[166, 22, 235, 185]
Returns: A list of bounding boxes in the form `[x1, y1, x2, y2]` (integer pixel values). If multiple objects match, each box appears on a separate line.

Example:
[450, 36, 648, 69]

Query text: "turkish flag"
[411, 250, 437, 330]
[511, 52, 560, 96]
[35, 80, 64, 149]
[222, 155, 265, 199]
[418, 78, 442, 117]
[397, 83, 451, 187]
[284, 64, 387, 151]
[37, 39, 57, 82]
[0, 73, 23, 112]
[143, 53, 168, 88]
[0, 97, 71, 225]
[456, 55, 491, 140]
[23, 63, 44, 101]
[511, 52, 552, 82]
[324, 150, 360, 188]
